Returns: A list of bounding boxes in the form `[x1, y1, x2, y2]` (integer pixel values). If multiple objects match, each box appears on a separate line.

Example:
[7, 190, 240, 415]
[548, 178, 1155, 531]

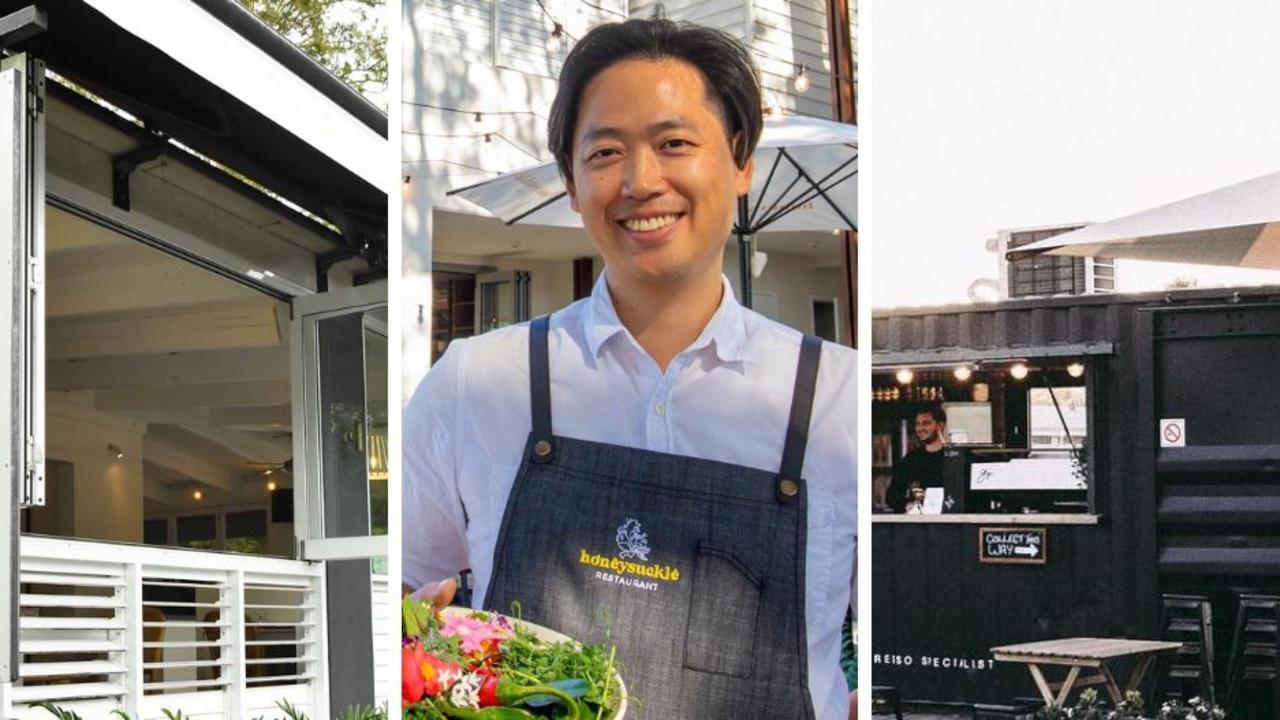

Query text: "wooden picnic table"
[991, 637, 1183, 707]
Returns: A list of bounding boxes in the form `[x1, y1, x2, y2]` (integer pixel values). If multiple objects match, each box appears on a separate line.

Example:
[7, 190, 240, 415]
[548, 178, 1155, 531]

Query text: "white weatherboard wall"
[402, 0, 620, 400]
[630, 0, 749, 41]
[628, 0, 836, 118]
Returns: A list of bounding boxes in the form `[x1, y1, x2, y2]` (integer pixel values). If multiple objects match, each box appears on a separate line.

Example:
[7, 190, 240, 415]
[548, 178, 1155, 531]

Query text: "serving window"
[872, 354, 1101, 519]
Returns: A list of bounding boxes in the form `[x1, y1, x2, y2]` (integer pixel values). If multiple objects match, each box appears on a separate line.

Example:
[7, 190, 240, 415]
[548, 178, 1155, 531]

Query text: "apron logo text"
[593, 570, 659, 592]
[578, 548, 682, 582]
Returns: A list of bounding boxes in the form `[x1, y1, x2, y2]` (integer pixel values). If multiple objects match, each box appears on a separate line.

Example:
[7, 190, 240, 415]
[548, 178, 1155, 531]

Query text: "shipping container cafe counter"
[870, 286, 1280, 715]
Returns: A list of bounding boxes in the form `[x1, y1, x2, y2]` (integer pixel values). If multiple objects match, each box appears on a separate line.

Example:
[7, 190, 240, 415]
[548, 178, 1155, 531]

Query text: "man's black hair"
[547, 19, 764, 183]
[916, 405, 946, 425]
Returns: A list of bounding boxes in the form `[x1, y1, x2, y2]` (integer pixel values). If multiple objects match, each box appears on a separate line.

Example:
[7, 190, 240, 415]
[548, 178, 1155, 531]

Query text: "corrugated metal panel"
[874, 287, 1280, 358]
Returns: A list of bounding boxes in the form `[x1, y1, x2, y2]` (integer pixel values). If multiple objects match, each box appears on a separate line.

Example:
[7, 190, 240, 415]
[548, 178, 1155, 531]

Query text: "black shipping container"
[871, 286, 1280, 712]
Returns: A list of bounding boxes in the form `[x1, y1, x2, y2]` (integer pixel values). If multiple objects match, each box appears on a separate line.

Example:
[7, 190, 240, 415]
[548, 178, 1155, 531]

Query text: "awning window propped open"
[0, 0, 387, 259]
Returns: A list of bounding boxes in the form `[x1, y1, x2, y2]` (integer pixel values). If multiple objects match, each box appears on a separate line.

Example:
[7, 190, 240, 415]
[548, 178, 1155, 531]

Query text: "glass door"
[291, 284, 388, 562]
[477, 270, 530, 332]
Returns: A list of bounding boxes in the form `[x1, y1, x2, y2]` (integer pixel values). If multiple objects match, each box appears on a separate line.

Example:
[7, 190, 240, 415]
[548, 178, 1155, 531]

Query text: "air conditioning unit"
[995, 224, 1116, 299]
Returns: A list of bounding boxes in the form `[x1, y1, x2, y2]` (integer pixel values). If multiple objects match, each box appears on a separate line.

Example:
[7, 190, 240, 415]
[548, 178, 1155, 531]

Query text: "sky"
[866, 1, 1280, 309]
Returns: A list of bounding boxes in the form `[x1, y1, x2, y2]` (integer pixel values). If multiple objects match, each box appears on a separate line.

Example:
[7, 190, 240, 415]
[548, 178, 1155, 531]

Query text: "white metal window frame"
[2, 53, 46, 693]
[290, 284, 389, 562]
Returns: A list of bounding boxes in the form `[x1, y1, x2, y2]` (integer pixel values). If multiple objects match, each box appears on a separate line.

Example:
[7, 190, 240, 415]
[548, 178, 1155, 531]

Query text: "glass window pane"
[1028, 386, 1088, 450]
[317, 312, 372, 538]
[226, 509, 268, 554]
[144, 518, 168, 546]
[315, 306, 387, 540]
[176, 514, 216, 550]
[364, 308, 388, 538]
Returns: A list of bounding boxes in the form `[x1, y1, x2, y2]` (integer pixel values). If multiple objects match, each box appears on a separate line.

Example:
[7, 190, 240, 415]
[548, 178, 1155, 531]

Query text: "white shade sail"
[1010, 171, 1280, 269]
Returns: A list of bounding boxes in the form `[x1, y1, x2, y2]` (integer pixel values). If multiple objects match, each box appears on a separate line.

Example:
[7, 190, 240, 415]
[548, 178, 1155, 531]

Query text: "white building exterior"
[1, 2, 389, 717]
[402, 0, 855, 399]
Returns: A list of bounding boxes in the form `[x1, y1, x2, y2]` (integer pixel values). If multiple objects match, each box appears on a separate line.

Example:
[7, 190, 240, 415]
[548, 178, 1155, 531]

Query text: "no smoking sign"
[1160, 418, 1186, 448]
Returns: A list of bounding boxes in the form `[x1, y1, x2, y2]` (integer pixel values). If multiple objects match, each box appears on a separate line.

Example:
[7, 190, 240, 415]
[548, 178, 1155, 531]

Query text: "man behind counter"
[887, 405, 946, 513]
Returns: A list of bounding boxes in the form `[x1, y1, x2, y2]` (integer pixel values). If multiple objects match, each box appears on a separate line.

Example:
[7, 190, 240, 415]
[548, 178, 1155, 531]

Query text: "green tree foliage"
[238, 0, 387, 108]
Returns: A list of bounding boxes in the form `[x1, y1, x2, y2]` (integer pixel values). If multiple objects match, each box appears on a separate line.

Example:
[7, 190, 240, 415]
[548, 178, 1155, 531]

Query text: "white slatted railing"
[370, 573, 390, 709]
[14, 536, 325, 720]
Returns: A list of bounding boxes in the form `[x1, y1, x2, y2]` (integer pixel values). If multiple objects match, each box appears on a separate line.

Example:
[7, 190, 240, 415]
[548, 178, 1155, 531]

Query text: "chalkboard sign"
[978, 527, 1047, 565]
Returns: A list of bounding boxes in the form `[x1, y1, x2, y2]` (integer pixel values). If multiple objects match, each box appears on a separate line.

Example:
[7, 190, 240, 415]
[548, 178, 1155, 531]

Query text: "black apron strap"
[777, 334, 823, 502]
[529, 315, 555, 463]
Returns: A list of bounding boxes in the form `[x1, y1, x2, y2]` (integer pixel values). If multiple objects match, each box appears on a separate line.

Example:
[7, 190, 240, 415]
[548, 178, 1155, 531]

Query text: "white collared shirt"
[404, 273, 856, 720]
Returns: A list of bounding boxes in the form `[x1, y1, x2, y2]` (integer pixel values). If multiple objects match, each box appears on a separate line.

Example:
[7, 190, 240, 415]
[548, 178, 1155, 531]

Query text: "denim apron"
[484, 316, 823, 719]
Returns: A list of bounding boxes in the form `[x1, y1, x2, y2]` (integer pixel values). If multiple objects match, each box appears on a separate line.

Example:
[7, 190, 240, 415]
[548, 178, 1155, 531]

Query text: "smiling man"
[405, 19, 856, 720]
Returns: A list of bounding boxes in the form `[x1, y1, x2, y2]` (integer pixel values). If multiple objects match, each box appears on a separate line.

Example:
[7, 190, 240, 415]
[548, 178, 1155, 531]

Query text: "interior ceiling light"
[1067, 362, 1085, 378]
[895, 368, 914, 385]
[1009, 362, 1029, 380]
[953, 366, 972, 382]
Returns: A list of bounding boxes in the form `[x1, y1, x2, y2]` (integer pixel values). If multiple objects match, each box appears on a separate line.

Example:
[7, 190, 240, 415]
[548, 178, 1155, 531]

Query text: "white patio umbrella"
[1008, 170, 1280, 269]
[446, 113, 857, 306]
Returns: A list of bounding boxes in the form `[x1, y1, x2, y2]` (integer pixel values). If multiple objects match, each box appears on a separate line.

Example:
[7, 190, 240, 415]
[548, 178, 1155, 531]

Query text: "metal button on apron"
[484, 316, 826, 720]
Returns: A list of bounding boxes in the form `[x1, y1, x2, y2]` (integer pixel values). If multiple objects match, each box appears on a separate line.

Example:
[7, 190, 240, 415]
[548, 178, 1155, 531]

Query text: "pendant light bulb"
[953, 365, 972, 382]
[793, 64, 812, 93]
[895, 368, 914, 385]
[1067, 362, 1085, 378]
[1010, 362, 1029, 380]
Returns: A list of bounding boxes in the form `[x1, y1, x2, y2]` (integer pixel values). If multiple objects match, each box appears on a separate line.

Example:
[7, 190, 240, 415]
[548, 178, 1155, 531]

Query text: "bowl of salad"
[402, 600, 626, 719]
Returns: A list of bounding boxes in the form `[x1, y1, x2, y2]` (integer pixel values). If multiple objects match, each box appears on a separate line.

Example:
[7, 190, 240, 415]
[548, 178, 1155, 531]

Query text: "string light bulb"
[1067, 362, 1085, 378]
[267, 480, 278, 492]
[551, 22, 564, 39]
[473, 111, 483, 122]
[1010, 362, 1029, 380]
[793, 64, 812, 93]
[484, 133, 493, 143]
[953, 366, 972, 382]
[895, 368, 914, 385]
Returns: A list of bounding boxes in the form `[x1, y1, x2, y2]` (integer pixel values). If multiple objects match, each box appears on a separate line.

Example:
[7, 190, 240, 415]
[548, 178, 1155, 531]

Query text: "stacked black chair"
[870, 685, 903, 720]
[1223, 593, 1279, 715]
[1151, 594, 1216, 705]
